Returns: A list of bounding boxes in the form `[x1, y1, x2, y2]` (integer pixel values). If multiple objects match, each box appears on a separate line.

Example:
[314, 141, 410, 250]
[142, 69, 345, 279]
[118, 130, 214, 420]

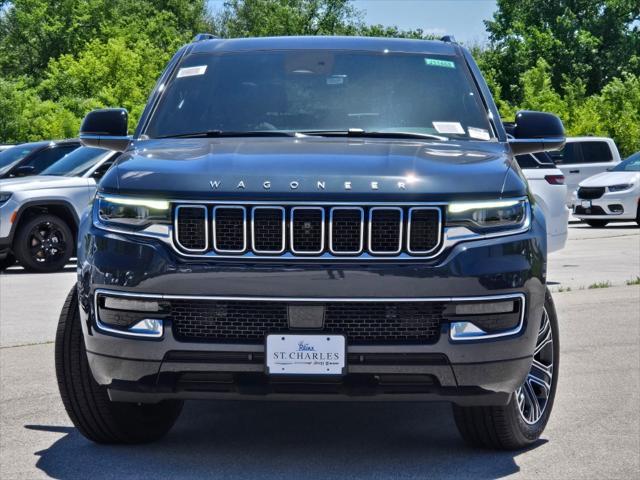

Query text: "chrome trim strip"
[290, 206, 325, 255]
[329, 207, 364, 255]
[407, 207, 443, 255]
[251, 206, 286, 254]
[212, 205, 247, 253]
[449, 294, 526, 341]
[94, 290, 525, 341]
[95, 288, 524, 304]
[174, 205, 208, 253]
[368, 207, 403, 255]
[93, 291, 164, 338]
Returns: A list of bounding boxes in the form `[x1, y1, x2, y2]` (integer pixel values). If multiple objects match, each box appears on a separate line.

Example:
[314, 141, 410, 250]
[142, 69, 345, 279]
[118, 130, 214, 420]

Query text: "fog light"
[128, 319, 163, 337]
[455, 300, 514, 315]
[451, 321, 487, 339]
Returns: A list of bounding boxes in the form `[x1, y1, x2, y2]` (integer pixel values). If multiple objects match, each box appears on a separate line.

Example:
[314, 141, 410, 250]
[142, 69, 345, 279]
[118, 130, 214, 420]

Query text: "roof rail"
[193, 33, 218, 42]
[440, 35, 457, 43]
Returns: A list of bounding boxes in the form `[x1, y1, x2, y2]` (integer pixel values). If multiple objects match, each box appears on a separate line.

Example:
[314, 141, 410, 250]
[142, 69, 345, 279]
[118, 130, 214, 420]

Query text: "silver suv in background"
[0, 147, 119, 272]
[549, 137, 621, 206]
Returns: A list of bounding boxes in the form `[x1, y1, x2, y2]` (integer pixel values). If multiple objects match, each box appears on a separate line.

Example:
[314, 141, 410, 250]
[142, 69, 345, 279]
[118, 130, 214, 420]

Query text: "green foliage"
[0, 0, 638, 157]
[484, 0, 640, 104]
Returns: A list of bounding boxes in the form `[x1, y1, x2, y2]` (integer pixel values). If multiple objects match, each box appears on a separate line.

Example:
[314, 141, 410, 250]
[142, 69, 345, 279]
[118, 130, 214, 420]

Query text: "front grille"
[291, 207, 324, 253]
[252, 207, 285, 253]
[577, 187, 605, 199]
[175, 206, 207, 251]
[170, 300, 443, 345]
[369, 208, 402, 253]
[575, 205, 607, 215]
[173, 203, 443, 258]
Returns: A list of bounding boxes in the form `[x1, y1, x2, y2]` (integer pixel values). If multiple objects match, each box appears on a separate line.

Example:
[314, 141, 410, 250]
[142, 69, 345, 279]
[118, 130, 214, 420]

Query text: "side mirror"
[13, 165, 35, 177]
[508, 110, 565, 155]
[79, 108, 130, 152]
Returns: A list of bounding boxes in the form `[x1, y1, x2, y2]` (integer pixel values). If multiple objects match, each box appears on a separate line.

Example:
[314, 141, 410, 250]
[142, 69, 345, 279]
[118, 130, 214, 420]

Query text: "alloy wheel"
[28, 221, 67, 264]
[516, 307, 554, 425]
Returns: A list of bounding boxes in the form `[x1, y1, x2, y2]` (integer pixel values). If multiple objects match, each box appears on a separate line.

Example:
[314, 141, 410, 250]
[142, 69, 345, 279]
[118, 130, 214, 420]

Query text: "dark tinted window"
[41, 147, 110, 177]
[0, 144, 43, 176]
[579, 141, 613, 163]
[145, 50, 492, 140]
[20, 145, 78, 174]
[549, 143, 581, 165]
[90, 156, 119, 180]
[516, 152, 556, 169]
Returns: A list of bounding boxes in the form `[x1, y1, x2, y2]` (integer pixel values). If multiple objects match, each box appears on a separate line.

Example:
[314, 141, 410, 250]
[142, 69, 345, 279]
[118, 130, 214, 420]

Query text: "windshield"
[41, 147, 111, 177]
[613, 154, 640, 172]
[144, 50, 493, 141]
[0, 144, 42, 176]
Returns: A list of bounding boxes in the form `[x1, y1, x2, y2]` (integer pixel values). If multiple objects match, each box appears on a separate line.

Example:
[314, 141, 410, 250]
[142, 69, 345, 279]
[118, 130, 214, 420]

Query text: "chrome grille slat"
[368, 207, 403, 254]
[174, 205, 208, 252]
[290, 207, 324, 254]
[213, 206, 246, 253]
[252, 207, 286, 254]
[174, 203, 442, 259]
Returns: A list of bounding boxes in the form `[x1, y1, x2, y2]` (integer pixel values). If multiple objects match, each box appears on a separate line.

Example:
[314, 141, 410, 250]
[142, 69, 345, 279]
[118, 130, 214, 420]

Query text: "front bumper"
[77, 217, 546, 406]
[573, 192, 639, 220]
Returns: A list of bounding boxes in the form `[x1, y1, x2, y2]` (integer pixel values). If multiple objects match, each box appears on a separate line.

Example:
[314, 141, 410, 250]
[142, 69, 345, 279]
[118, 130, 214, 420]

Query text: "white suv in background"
[516, 152, 569, 253]
[549, 137, 621, 206]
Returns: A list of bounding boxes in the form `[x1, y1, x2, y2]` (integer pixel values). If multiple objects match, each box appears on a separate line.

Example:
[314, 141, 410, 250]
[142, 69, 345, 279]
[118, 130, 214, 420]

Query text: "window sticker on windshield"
[433, 122, 465, 134]
[425, 58, 455, 69]
[468, 127, 490, 140]
[176, 65, 207, 78]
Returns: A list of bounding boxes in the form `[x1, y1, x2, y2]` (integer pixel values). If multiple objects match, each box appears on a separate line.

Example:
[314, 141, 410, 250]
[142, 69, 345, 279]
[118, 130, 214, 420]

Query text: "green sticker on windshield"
[425, 58, 455, 69]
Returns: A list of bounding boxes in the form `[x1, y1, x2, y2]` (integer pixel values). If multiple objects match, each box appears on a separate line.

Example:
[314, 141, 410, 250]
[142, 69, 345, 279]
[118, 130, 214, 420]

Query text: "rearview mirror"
[507, 110, 565, 155]
[79, 108, 130, 152]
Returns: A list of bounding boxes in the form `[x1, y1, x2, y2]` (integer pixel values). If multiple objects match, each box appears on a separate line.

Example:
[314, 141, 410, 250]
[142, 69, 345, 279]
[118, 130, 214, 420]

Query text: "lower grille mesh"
[170, 300, 443, 344]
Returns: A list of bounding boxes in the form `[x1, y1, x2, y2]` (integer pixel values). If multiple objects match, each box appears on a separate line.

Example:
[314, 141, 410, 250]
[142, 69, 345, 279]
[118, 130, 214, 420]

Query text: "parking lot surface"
[1, 222, 639, 479]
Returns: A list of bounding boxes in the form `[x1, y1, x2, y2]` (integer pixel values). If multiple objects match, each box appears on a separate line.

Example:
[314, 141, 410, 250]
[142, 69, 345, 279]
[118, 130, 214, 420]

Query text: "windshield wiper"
[154, 130, 297, 139]
[300, 129, 448, 141]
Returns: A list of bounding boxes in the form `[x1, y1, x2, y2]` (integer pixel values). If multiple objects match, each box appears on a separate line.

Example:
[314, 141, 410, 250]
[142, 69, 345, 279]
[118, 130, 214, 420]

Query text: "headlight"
[447, 199, 529, 233]
[608, 184, 632, 192]
[0, 192, 12, 205]
[96, 195, 170, 229]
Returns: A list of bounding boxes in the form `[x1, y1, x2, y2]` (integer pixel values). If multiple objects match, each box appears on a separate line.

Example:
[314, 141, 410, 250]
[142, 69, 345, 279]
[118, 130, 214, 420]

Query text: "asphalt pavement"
[1, 222, 639, 479]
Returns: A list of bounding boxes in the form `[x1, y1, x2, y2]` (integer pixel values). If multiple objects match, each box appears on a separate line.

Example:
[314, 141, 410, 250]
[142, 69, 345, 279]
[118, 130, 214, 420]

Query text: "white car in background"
[573, 152, 640, 227]
[516, 152, 569, 253]
[549, 136, 621, 206]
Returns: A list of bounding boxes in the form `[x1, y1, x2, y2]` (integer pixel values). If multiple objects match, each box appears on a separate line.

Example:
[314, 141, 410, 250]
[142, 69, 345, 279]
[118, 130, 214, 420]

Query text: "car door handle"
[569, 169, 580, 173]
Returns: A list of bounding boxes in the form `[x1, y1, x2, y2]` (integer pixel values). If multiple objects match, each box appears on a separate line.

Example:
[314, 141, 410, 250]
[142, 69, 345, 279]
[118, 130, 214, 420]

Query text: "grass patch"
[626, 277, 640, 286]
[556, 286, 572, 292]
[588, 281, 612, 289]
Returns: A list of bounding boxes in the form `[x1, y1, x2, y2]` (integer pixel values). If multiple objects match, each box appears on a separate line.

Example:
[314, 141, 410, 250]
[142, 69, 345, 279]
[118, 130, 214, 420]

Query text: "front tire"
[14, 214, 73, 272]
[585, 219, 608, 228]
[452, 289, 559, 450]
[55, 287, 183, 444]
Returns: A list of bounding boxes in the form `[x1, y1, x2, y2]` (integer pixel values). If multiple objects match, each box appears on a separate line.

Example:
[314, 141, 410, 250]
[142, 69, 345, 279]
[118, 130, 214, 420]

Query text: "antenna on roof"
[193, 33, 218, 42]
[440, 35, 457, 44]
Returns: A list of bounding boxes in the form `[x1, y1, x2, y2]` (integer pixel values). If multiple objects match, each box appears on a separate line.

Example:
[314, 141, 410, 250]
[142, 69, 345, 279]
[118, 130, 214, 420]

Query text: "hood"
[102, 137, 524, 201]
[0, 175, 89, 192]
[580, 171, 639, 187]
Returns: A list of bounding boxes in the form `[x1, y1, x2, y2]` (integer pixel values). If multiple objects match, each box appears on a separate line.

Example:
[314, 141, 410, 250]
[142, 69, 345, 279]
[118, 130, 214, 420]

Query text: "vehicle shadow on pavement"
[27, 401, 543, 480]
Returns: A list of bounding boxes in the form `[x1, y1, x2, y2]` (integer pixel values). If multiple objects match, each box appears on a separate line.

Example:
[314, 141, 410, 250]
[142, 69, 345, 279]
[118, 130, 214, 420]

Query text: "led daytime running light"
[448, 199, 521, 214]
[101, 195, 169, 210]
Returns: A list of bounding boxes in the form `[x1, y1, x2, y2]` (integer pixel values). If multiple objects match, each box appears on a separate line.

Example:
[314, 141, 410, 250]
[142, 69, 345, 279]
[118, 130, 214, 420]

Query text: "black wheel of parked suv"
[13, 214, 73, 272]
[0, 253, 16, 272]
[452, 288, 559, 450]
[55, 287, 184, 444]
[585, 220, 608, 228]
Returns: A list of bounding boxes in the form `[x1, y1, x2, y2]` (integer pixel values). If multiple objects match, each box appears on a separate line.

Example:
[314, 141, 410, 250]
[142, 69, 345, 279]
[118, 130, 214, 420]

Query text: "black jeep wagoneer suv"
[55, 36, 564, 450]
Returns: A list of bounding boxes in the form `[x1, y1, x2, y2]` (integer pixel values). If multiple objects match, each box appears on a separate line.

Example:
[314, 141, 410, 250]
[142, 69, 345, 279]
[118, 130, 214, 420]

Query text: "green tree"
[484, 0, 640, 104]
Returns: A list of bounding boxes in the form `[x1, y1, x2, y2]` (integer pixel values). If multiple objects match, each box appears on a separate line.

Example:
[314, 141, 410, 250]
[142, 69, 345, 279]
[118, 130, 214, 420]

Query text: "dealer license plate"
[265, 334, 346, 375]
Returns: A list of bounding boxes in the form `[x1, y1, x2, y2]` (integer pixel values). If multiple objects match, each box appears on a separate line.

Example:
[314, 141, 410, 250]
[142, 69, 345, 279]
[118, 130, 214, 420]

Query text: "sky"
[208, 0, 498, 45]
